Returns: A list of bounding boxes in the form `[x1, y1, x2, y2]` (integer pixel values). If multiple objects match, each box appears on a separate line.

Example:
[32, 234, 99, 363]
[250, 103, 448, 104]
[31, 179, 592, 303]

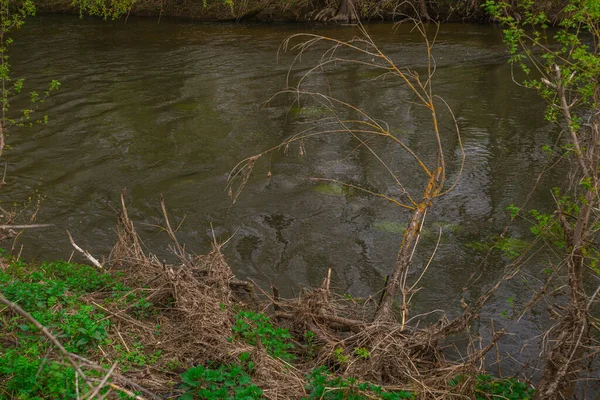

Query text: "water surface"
[6, 15, 566, 374]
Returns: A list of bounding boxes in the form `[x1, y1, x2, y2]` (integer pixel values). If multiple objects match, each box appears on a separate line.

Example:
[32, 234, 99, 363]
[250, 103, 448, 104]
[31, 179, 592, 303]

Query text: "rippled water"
[6, 15, 567, 374]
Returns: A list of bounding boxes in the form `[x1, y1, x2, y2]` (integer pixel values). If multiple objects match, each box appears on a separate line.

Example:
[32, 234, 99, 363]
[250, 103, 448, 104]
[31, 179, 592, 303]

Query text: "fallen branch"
[70, 354, 163, 400]
[67, 230, 104, 269]
[108, 383, 149, 400]
[0, 224, 53, 229]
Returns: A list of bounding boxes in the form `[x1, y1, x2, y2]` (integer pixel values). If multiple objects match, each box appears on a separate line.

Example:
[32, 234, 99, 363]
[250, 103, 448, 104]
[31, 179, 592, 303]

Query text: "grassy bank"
[0, 202, 535, 399]
[0, 253, 535, 399]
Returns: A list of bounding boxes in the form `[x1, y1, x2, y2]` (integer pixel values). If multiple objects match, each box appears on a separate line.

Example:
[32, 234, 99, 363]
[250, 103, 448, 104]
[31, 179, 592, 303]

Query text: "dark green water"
[6, 15, 566, 373]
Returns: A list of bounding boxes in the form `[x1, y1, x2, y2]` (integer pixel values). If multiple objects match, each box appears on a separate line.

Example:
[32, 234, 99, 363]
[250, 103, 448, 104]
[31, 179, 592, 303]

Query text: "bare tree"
[228, 20, 464, 326]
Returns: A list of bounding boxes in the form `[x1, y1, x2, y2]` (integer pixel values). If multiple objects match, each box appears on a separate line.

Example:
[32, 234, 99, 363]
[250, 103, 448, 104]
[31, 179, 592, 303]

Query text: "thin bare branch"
[67, 230, 104, 269]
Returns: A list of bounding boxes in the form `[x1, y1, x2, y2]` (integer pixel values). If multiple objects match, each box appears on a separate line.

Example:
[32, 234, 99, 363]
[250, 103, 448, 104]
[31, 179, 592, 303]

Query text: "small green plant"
[179, 353, 263, 400]
[506, 204, 520, 220]
[474, 374, 534, 400]
[231, 311, 296, 362]
[497, 237, 529, 260]
[354, 347, 370, 360]
[61, 304, 110, 352]
[166, 359, 184, 372]
[117, 341, 162, 371]
[465, 234, 529, 259]
[527, 194, 575, 250]
[304, 330, 315, 343]
[449, 374, 534, 399]
[305, 366, 414, 399]
[304, 330, 316, 358]
[333, 347, 349, 364]
[500, 296, 516, 319]
[131, 296, 155, 318]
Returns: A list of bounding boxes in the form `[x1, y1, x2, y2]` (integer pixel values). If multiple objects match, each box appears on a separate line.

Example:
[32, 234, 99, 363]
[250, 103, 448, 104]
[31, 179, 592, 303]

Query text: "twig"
[67, 230, 104, 269]
[490, 319, 502, 378]
[116, 327, 130, 353]
[84, 363, 117, 400]
[107, 383, 149, 400]
[76, 371, 80, 400]
[0, 162, 7, 187]
[69, 354, 162, 400]
[91, 301, 154, 332]
[159, 196, 193, 267]
[34, 342, 54, 379]
[0, 224, 52, 229]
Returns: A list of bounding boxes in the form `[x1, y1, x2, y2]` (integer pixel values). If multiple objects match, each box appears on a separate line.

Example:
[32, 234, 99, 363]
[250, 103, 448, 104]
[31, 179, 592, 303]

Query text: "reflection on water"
[7, 15, 566, 374]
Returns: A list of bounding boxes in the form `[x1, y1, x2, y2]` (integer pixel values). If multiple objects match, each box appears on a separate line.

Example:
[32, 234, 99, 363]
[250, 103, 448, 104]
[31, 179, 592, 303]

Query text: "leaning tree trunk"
[418, 0, 431, 21]
[331, 0, 358, 22]
[375, 165, 443, 323]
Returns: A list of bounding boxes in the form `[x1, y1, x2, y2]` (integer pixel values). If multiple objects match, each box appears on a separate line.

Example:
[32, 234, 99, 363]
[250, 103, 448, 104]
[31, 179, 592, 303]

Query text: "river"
[7, 15, 566, 376]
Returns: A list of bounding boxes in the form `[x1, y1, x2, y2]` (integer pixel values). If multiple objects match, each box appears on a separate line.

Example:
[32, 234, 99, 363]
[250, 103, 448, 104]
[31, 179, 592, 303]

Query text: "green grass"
[0, 256, 158, 399]
[0, 258, 114, 399]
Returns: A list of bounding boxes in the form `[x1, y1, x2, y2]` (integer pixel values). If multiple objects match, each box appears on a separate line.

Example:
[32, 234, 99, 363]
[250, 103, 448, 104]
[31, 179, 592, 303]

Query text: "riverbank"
[0, 199, 535, 399]
[34, 0, 566, 22]
[0, 15, 565, 398]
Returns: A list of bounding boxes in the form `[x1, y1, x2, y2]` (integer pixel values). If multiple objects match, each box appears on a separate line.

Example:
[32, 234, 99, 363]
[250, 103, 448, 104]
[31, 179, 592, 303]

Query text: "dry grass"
[98, 194, 307, 398]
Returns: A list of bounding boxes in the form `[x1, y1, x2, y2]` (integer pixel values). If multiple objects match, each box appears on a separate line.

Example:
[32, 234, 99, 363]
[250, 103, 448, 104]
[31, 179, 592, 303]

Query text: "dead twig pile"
[93, 190, 509, 399]
[100, 193, 305, 398]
